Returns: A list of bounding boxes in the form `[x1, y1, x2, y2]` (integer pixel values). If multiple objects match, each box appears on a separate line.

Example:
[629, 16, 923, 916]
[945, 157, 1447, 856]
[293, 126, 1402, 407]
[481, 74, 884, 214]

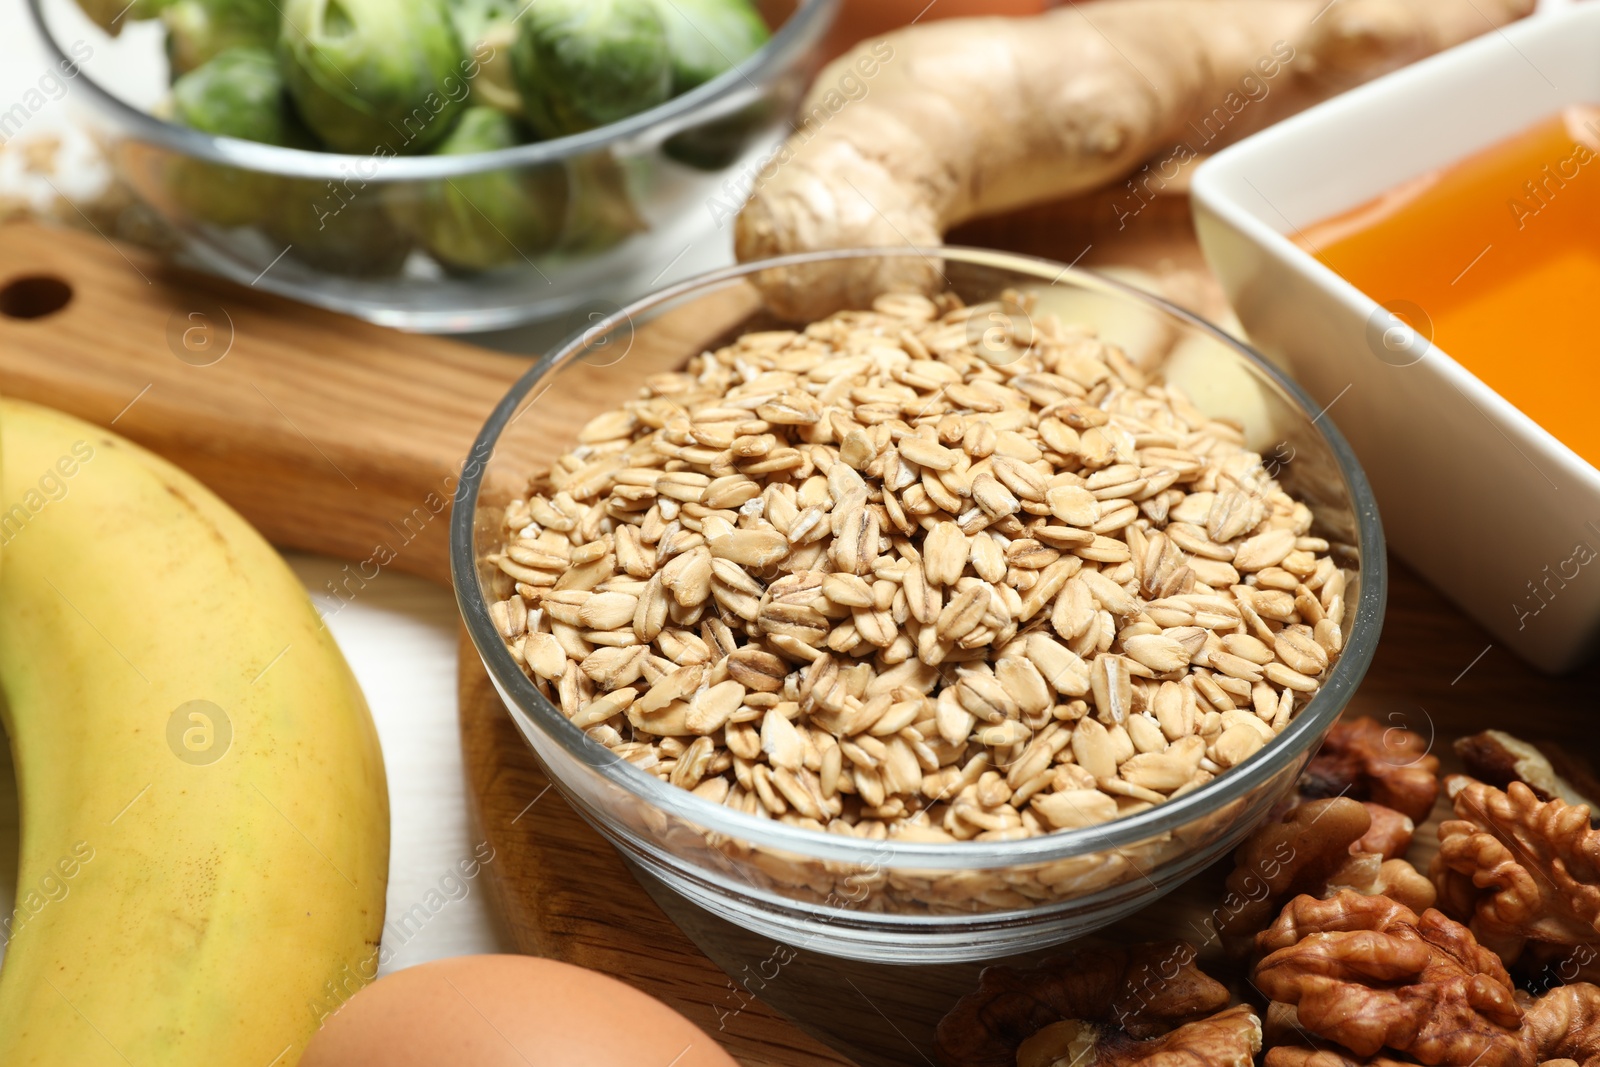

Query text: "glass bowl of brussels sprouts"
[26, 0, 837, 332]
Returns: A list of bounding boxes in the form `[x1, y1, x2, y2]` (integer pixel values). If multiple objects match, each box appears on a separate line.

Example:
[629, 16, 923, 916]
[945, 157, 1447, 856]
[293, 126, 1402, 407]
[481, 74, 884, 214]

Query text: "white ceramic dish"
[1191, 7, 1600, 673]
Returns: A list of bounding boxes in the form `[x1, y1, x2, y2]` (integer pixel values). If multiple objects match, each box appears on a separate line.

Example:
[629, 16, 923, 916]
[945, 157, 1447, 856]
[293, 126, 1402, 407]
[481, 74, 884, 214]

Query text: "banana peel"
[0, 399, 389, 1066]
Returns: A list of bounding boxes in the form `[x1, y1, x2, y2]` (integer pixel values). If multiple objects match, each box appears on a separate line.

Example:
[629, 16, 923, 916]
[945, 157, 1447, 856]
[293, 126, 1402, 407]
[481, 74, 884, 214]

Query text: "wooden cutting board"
[2, 218, 1596, 1067]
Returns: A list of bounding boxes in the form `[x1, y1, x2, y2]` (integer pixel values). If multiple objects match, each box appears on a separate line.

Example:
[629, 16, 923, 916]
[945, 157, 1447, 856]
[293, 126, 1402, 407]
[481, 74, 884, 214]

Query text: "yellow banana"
[0, 399, 389, 1065]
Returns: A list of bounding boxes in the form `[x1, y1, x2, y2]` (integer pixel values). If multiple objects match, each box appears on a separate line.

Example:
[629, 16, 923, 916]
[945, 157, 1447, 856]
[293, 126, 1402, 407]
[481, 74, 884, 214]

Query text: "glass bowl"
[25, 0, 837, 333]
[452, 247, 1387, 963]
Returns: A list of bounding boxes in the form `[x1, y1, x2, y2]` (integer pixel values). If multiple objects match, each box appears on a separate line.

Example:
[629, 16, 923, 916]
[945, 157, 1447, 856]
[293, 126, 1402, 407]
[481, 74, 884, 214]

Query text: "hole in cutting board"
[0, 276, 73, 320]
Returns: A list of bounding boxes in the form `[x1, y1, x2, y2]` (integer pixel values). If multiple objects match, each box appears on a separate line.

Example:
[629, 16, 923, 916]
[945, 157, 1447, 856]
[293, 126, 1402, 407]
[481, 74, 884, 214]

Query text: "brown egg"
[300, 955, 741, 1067]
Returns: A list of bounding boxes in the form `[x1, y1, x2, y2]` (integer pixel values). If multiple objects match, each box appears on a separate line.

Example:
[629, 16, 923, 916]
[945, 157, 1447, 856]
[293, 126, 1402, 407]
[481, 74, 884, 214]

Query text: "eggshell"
[300, 955, 741, 1067]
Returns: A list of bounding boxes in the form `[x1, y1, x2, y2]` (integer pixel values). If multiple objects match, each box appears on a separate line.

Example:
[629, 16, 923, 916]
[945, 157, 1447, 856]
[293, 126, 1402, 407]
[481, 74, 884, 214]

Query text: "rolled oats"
[488, 288, 1352, 910]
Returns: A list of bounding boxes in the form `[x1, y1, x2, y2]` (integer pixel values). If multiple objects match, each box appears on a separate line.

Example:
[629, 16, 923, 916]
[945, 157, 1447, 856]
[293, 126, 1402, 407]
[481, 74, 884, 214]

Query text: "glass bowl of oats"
[453, 247, 1387, 963]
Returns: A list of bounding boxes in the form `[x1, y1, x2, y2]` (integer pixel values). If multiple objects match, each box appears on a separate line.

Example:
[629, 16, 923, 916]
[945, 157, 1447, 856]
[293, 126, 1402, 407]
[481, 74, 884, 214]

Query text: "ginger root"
[735, 0, 1533, 319]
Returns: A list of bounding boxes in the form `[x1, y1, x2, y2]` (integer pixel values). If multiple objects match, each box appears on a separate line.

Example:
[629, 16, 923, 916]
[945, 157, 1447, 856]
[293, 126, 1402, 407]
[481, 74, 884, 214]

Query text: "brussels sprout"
[279, 0, 469, 155]
[446, 0, 514, 47]
[396, 107, 568, 273]
[559, 154, 645, 254]
[74, 0, 170, 33]
[165, 47, 313, 227]
[664, 98, 773, 170]
[171, 46, 302, 144]
[511, 0, 672, 137]
[651, 0, 769, 95]
[164, 47, 409, 273]
[264, 178, 414, 276]
[470, 21, 524, 115]
[162, 0, 278, 77]
[447, 0, 522, 115]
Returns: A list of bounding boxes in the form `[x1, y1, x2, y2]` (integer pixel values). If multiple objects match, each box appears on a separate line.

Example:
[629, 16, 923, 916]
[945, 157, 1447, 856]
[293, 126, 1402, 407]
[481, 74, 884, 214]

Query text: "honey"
[1298, 107, 1600, 468]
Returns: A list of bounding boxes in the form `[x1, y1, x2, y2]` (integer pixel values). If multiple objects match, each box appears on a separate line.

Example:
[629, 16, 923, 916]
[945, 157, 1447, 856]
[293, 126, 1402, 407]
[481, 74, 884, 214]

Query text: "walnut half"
[1356, 802, 1417, 861]
[1432, 777, 1600, 968]
[1264, 1044, 1421, 1067]
[1215, 798, 1434, 947]
[1018, 1004, 1262, 1067]
[934, 942, 1231, 1067]
[1301, 716, 1440, 823]
[1253, 891, 1534, 1067]
[1523, 981, 1600, 1067]
[1217, 798, 1372, 942]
